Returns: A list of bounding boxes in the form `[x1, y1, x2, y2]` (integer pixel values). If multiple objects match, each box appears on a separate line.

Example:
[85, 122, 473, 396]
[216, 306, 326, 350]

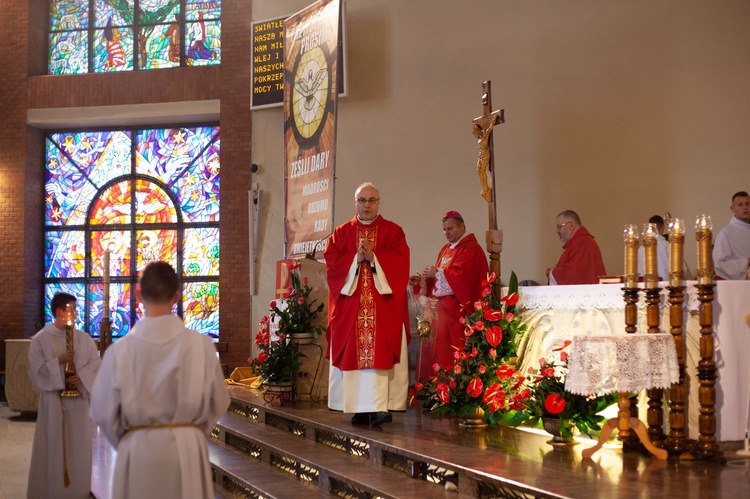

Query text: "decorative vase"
[459, 406, 488, 429]
[262, 380, 294, 404]
[289, 330, 315, 345]
[542, 417, 578, 447]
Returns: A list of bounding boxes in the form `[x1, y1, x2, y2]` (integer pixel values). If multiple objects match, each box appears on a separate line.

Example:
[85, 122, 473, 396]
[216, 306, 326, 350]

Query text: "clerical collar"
[449, 233, 468, 249]
[357, 215, 379, 225]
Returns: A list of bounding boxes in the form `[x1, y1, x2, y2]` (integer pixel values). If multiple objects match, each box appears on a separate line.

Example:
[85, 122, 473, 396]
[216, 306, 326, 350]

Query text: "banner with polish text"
[283, 0, 340, 259]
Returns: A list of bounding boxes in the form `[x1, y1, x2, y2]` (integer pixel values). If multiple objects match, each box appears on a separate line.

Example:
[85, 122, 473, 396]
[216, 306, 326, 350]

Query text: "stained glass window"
[48, 0, 222, 74]
[43, 125, 221, 341]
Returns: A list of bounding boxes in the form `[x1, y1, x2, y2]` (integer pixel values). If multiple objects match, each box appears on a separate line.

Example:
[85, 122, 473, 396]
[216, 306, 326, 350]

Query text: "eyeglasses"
[556, 222, 573, 230]
[356, 197, 380, 204]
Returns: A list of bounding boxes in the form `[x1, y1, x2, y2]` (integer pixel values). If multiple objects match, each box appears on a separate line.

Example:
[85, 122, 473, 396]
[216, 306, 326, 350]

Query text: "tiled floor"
[0, 402, 36, 499]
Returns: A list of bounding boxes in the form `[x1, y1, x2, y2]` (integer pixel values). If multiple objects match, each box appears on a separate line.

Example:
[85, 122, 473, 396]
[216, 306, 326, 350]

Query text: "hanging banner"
[284, 0, 340, 259]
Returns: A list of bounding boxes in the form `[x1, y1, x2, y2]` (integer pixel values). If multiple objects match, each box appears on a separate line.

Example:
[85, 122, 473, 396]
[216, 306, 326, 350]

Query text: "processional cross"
[473, 80, 505, 301]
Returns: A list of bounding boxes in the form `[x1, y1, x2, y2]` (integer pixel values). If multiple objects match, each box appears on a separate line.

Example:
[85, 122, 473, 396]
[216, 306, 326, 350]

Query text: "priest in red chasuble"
[424, 212, 489, 368]
[547, 209, 607, 285]
[325, 182, 411, 426]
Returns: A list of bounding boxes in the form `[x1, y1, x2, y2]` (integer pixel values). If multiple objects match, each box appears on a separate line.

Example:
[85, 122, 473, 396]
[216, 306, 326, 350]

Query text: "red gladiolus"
[544, 393, 566, 414]
[483, 308, 503, 321]
[466, 377, 484, 398]
[485, 325, 503, 347]
[437, 382, 451, 403]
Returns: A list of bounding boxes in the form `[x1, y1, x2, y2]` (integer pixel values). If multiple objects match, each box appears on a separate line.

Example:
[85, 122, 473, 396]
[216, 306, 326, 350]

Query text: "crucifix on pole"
[473, 80, 505, 301]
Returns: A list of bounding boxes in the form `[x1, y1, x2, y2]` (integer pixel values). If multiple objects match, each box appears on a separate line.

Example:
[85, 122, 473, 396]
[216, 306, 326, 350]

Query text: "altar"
[514, 281, 750, 442]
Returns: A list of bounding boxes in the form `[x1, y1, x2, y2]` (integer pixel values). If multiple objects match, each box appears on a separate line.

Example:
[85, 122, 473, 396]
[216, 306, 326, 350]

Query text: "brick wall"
[0, 0, 253, 372]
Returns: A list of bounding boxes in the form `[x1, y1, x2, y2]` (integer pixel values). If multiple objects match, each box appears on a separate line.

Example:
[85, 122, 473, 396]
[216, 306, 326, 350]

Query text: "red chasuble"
[426, 233, 489, 367]
[552, 226, 607, 285]
[325, 215, 410, 371]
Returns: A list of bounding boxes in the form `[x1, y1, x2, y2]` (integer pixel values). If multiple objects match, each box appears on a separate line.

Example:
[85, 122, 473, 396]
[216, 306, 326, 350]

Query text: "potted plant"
[417, 272, 529, 426]
[509, 340, 617, 443]
[248, 262, 326, 392]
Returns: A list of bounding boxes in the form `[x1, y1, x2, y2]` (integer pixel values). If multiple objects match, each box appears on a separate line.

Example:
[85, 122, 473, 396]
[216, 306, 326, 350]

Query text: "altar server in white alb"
[90, 261, 230, 499]
[28, 292, 101, 499]
[713, 191, 750, 280]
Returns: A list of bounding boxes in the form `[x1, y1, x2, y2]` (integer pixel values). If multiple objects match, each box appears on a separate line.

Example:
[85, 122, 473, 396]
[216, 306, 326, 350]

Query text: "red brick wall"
[0, 0, 253, 372]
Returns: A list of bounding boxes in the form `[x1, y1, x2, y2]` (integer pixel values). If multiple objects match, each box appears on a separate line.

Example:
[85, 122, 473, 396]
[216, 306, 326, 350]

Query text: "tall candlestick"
[695, 214, 714, 285]
[642, 223, 658, 289]
[668, 218, 685, 287]
[623, 224, 639, 288]
[61, 303, 81, 397]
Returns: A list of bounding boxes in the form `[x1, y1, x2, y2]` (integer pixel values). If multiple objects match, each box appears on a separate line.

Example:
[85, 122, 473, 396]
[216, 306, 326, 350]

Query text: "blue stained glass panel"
[185, 0, 221, 21]
[44, 283, 87, 329]
[45, 231, 86, 279]
[183, 282, 219, 340]
[49, 31, 89, 74]
[94, 0, 135, 27]
[183, 228, 220, 277]
[185, 20, 220, 66]
[50, 0, 90, 31]
[88, 282, 132, 339]
[94, 27, 134, 72]
[140, 24, 180, 69]
[45, 138, 99, 226]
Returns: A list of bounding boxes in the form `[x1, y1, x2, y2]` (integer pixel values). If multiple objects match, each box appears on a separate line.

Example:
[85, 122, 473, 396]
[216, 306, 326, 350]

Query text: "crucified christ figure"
[473, 119, 496, 203]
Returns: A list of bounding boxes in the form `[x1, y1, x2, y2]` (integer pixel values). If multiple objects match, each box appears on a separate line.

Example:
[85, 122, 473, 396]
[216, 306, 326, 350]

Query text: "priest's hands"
[423, 265, 437, 279]
[58, 350, 74, 365]
[357, 239, 374, 264]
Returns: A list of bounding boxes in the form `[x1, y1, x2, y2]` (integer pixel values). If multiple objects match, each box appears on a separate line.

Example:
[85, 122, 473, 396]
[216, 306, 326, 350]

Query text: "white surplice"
[90, 315, 230, 499]
[713, 216, 750, 280]
[27, 324, 101, 499]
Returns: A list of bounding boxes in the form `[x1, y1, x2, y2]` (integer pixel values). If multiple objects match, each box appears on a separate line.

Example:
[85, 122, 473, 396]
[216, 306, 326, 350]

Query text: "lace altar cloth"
[565, 334, 679, 396]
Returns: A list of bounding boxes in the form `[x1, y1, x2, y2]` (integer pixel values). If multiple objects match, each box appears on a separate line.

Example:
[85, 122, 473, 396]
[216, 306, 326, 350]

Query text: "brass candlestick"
[620, 225, 640, 444]
[60, 312, 81, 398]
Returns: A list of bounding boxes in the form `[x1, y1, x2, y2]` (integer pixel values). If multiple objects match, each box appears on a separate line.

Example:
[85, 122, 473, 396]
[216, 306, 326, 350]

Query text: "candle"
[623, 224, 639, 288]
[668, 218, 685, 287]
[695, 214, 714, 285]
[103, 250, 110, 283]
[642, 223, 658, 289]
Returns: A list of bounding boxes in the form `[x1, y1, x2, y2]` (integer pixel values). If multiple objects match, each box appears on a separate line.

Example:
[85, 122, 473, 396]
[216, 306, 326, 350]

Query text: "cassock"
[27, 324, 101, 499]
[325, 214, 410, 413]
[713, 216, 750, 280]
[426, 233, 489, 367]
[90, 315, 230, 499]
[550, 226, 607, 285]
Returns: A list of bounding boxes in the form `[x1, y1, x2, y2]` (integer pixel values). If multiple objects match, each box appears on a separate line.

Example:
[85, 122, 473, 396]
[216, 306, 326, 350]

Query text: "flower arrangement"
[248, 262, 326, 387]
[417, 272, 529, 425]
[509, 341, 617, 437]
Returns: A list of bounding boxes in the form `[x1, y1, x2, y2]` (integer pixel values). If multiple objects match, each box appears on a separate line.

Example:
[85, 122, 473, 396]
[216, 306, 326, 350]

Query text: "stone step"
[214, 411, 455, 498]
[209, 439, 329, 498]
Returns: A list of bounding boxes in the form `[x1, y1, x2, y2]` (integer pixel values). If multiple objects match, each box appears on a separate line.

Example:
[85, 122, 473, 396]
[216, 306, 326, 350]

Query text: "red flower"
[544, 393, 566, 414]
[432, 363, 441, 372]
[489, 348, 497, 358]
[482, 382, 507, 412]
[505, 312, 515, 322]
[481, 286, 492, 298]
[479, 365, 487, 374]
[257, 352, 269, 363]
[436, 382, 451, 403]
[449, 379, 457, 389]
[496, 365, 515, 379]
[485, 325, 503, 347]
[464, 325, 474, 337]
[269, 300, 277, 309]
[466, 377, 484, 398]
[415, 381, 423, 391]
[483, 308, 503, 321]
[473, 321, 486, 331]
[541, 367, 555, 378]
[297, 297, 305, 305]
[560, 351, 569, 362]
[501, 292, 519, 306]
[454, 365, 462, 374]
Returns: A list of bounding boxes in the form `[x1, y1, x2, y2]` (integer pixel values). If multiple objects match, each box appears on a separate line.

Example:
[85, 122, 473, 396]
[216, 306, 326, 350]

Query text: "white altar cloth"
[514, 281, 750, 442]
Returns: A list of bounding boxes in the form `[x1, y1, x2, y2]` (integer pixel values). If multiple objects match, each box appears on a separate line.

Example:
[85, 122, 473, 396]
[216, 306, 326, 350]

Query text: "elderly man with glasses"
[546, 209, 606, 285]
[324, 182, 411, 426]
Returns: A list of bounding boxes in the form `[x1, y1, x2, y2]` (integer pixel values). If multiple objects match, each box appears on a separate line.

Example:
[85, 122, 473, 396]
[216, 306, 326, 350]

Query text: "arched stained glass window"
[48, 0, 222, 74]
[43, 125, 221, 340]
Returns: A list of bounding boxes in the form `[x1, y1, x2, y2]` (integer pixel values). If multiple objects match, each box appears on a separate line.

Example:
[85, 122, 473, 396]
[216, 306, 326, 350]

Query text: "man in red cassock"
[325, 182, 410, 426]
[547, 210, 607, 285]
[424, 211, 489, 368]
